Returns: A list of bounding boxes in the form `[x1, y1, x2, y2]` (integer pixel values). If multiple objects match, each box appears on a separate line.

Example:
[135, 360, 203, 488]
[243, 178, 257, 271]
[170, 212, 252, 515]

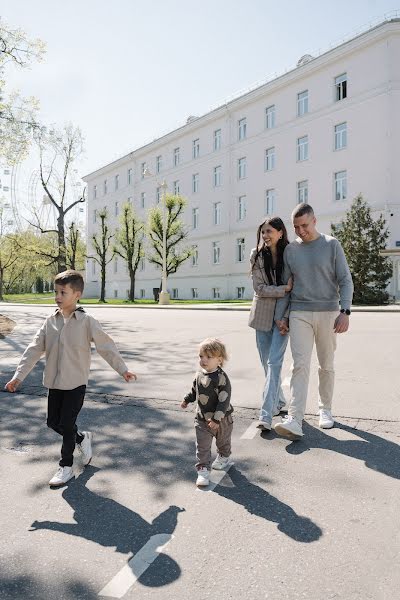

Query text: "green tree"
[90, 209, 113, 302]
[113, 202, 144, 301]
[147, 194, 193, 290]
[331, 194, 392, 304]
[66, 221, 85, 271]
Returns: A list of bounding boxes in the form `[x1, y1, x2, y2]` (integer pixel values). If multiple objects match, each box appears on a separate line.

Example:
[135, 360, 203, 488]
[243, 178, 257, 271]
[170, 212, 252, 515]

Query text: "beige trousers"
[288, 311, 337, 424]
[195, 415, 233, 469]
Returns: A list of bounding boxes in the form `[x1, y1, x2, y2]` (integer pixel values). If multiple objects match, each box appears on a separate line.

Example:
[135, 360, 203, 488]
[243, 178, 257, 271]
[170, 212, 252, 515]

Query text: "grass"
[1, 292, 251, 305]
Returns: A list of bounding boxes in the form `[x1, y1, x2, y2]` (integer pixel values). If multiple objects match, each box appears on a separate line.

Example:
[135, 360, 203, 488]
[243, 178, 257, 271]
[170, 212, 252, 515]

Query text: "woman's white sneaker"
[49, 466, 74, 487]
[274, 416, 303, 439]
[196, 467, 210, 487]
[256, 421, 272, 431]
[77, 431, 93, 465]
[212, 454, 234, 470]
[319, 409, 334, 429]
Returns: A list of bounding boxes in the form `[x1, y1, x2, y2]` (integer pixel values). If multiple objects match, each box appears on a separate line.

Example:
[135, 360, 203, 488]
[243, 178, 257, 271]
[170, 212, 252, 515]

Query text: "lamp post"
[143, 168, 170, 304]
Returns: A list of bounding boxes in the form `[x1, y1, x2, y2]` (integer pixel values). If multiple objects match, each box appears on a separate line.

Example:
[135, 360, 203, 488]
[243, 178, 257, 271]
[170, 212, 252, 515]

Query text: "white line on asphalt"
[98, 534, 174, 598]
[240, 421, 259, 439]
[196, 466, 233, 493]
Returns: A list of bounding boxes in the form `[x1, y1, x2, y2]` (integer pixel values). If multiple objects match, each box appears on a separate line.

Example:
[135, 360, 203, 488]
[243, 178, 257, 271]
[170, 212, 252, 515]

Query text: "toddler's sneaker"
[274, 415, 303, 439]
[256, 420, 271, 431]
[49, 466, 74, 487]
[319, 409, 334, 429]
[196, 467, 210, 487]
[77, 431, 93, 465]
[212, 454, 234, 470]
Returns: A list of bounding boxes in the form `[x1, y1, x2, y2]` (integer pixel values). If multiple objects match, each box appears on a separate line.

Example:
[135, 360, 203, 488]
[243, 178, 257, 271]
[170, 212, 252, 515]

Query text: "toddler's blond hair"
[199, 338, 228, 366]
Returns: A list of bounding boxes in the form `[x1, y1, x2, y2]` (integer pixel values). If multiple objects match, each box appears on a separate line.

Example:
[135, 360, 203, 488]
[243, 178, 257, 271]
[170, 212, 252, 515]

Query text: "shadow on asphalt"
[215, 467, 322, 543]
[0, 568, 98, 600]
[285, 421, 400, 479]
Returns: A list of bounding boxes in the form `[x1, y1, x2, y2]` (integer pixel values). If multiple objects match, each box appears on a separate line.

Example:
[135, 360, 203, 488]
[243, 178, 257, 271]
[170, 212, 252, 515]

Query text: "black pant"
[47, 386, 86, 467]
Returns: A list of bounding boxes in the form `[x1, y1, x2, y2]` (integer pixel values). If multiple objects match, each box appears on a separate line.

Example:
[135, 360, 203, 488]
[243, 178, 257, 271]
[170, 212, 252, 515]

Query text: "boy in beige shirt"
[5, 270, 136, 487]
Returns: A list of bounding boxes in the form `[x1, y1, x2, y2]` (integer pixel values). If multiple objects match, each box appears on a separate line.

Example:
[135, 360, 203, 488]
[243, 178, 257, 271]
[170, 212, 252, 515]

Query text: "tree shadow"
[285, 421, 400, 479]
[29, 466, 184, 588]
[214, 467, 322, 543]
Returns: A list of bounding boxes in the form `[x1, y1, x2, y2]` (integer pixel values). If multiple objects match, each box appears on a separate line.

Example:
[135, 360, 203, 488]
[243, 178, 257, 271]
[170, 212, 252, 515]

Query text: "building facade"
[84, 18, 400, 300]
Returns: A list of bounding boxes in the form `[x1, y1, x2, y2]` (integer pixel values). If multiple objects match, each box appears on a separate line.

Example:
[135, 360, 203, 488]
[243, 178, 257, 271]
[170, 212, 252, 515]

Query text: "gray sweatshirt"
[275, 234, 353, 320]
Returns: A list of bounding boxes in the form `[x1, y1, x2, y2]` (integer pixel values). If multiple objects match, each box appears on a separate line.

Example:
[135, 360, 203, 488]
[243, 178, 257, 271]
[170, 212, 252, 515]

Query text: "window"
[335, 73, 347, 101]
[140, 289, 145, 299]
[104, 179, 108, 195]
[139, 257, 145, 271]
[141, 192, 146, 208]
[238, 118, 247, 140]
[265, 189, 275, 215]
[192, 138, 200, 159]
[335, 122, 347, 150]
[238, 157, 247, 179]
[114, 290, 118, 299]
[237, 238, 245, 262]
[265, 147, 275, 171]
[192, 246, 198, 266]
[93, 185, 97, 199]
[127, 196, 133, 205]
[115, 201, 119, 216]
[297, 180, 308, 203]
[127, 168, 133, 185]
[156, 155, 162, 174]
[114, 258, 118, 273]
[237, 287, 245, 299]
[173, 147, 180, 166]
[141, 162, 147, 179]
[192, 173, 199, 193]
[297, 90, 309, 116]
[238, 195, 246, 221]
[213, 202, 221, 225]
[173, 180, 180, 195]
[93, 209, 97, 224]
[172, 288, 179, 299]
[115, 174, 119, 190]
[212, 241, 221, 265]
[156, 186, 161, 204]
[213, 287, 220, 299]
[192, 288, 199, 299]
[213, 165, 222, 187]
[334, 171, 347, 201]
[265, 105, 275, 129]
[192, 207, 199, 229]
[214, 128, 221, 151]
[92, 260, 96, 275]
[297, 136, 308, 161]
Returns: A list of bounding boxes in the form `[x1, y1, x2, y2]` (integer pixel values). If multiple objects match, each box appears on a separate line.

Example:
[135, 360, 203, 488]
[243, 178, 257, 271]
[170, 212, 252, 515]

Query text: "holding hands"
[4, 378, 21, 393]
[123, 371, 137, 382]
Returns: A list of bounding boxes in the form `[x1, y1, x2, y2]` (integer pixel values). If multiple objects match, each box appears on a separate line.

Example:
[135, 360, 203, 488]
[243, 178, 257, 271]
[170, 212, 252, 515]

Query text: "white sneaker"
[274, 416, 303, 439]
[256, 421, 272, 431]
[77, 431, 93, 465]
[212, 454, 234, 470]
[319, 409, 334, 429]
[49, 466, 74, 487]
[196, 467, 210, 487]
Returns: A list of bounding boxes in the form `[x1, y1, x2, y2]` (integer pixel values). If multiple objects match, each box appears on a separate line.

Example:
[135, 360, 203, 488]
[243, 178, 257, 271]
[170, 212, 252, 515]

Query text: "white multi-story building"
[84, 18, 400, 300]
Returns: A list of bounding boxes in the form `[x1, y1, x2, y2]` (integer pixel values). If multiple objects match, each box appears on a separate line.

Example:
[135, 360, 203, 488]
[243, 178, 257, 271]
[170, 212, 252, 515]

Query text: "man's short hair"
[54, 270, 84, 293]
[292, 203, 315, 220]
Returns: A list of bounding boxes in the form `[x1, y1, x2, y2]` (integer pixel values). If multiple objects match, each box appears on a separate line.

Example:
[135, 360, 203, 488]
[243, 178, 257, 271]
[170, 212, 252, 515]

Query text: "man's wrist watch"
[340, 308, 351, 315]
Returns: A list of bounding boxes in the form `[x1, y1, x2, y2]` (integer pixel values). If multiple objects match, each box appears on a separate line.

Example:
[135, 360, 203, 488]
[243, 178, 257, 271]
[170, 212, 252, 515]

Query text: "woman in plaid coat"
[248, 217, 292, 430]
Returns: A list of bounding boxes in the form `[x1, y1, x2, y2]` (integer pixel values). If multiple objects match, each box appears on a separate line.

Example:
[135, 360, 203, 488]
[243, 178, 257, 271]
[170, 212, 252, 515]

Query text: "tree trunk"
[0, 267, 4, 301]
[100, 263, 106, 302]
[129, 268, 135, 301]
[57, 213, 67, 273]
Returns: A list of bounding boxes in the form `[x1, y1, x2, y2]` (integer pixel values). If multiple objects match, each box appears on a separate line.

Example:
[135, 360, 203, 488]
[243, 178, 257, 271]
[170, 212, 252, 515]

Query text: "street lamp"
[143, 168, 170, 304]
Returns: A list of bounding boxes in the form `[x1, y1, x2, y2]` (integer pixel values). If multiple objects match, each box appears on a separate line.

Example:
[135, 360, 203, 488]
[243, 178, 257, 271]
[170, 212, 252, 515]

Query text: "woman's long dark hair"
[252, 217, 289, 285]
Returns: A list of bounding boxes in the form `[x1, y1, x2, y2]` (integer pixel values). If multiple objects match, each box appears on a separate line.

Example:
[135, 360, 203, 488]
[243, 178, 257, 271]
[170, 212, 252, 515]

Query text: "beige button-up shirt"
[14, 308, 128, 390]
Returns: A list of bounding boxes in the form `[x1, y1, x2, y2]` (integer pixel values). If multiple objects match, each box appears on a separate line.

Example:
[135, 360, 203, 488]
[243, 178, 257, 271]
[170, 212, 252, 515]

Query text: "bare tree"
[113, 202, 144, 301]
[67, 221, 85, 271]
[90, 209, 114, 303]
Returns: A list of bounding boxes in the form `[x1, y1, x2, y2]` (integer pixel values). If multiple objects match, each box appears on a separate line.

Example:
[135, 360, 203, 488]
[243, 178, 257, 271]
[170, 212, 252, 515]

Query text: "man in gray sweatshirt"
[273, 203, 353, 439]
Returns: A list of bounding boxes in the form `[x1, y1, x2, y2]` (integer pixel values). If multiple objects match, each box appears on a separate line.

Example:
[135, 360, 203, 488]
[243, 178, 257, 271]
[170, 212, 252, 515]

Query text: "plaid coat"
[248, 248, 287, 332]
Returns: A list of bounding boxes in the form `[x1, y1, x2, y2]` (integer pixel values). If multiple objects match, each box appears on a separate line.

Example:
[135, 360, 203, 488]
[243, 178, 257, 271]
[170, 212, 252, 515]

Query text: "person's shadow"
[285, 421, 400, 480]
[214, 467, 322, 543]
[29, 466, 184, 588]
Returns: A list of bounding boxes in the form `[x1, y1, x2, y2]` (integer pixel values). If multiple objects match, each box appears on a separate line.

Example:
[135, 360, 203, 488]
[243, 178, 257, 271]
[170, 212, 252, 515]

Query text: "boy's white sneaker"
[77, 431, 93, 465]
[212, 454, 234, 470]
[274, 416, 303, 439]
[319, 409, 334, 429]
[49, 466, 74, 487]
[196, 467, 210, 487]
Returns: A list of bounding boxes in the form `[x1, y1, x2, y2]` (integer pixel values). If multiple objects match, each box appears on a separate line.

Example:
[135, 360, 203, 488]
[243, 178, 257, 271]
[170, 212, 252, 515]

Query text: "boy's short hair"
[292, 203, 315, 220]
[199, 337, 228, 366]
[54, 270, 84, 293]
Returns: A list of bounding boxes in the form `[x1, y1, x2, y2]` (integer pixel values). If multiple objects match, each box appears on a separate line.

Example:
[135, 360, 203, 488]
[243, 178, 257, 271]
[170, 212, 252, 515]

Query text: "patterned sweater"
[184, 366, 233, 423]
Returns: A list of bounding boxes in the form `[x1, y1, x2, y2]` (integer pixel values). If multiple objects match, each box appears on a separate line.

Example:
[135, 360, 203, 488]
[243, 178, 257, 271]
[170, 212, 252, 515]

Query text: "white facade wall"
[84, 20, 400, 300]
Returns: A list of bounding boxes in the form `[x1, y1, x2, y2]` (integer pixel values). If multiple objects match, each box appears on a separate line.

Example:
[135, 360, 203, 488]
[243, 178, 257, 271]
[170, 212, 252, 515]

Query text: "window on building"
[93, 185, 97, 199]
[127, 196, 133, 205]
[140, 289, 145, 299]
[297, 90, 309, 116]
[238, 118, 247, 141]
[114, 258, 118, 273]
[334, 170, 347, 201]
[173, 180, 180, 195]
[265, 189, 275, 215]
[213, 165, 222, 187]
[238, 157, 247, 180]
[192, 287, 199, 299]
[156, 186, 161, 204]
[335, 73, 347, 101]
[297, 136, 309, 161]
[92, 260, 96, 275]
[192, 207, 199, 229]
[141, 162, 147, 179]
[214, 128, 221, 151]
[127, 168, 133, 185]
[237, 238, 245, 262]
[141, 192, 146, 208]
[238, 195, 247, 221]
[265, 105, 276, 129]
[297, 180, 308, 203]
[139, 257, 145, 271]
[114, 290, 118, 298]
[115, 174, 119, 190]
[265, 147, 275, 171]
[173, 147, 180, 166]
[192, 138, 200, 159]
[104, 179, 108, 195]
[115, 201, 119, 216]
[172, 288, 179, 299]
[334, 122, 347, 150]
[192, 245, 198, 266]
[212, 241, 221, 264]
[192, 173, 199, 193]
[213, 202, 221, 225]
[93, 209, 97, 224]
[237, 287, 245, 299]
[156, 155, 162, 174]
[213, 287, 220, 299]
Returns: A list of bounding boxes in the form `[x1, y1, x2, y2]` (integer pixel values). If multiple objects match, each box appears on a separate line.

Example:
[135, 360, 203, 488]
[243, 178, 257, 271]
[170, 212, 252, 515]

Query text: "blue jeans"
[256, 326, 289, 424]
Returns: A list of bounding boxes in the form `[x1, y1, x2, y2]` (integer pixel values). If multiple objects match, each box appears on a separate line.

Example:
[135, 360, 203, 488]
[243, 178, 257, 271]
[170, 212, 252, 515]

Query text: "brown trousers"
[195, 414, 233, 469]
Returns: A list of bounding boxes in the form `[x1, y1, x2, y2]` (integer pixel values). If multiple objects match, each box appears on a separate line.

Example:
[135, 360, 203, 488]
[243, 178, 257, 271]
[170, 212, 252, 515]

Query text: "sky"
[2, 0, 399, 178]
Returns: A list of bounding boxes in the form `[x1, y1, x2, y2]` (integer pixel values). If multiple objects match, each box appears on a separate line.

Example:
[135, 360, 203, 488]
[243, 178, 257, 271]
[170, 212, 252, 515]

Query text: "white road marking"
[196, 465, 233, 493]
[98, 533, 174, 598]
[240, 421, 260, 439]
